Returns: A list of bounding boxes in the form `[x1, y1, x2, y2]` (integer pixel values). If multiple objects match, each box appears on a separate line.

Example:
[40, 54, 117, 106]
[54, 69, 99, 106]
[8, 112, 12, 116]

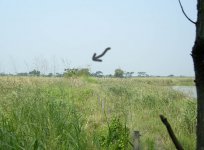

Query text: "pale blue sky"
[0, 0, 197, 76]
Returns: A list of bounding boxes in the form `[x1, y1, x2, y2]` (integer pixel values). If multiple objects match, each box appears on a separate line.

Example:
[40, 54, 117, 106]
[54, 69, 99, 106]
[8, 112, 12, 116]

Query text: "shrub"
[98, 117, 130, 150]
[64, 68, 90, 77]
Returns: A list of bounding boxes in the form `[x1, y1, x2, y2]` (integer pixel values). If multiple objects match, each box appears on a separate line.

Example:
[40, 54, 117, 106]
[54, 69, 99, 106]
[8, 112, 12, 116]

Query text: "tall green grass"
[0, 77, 196, 149]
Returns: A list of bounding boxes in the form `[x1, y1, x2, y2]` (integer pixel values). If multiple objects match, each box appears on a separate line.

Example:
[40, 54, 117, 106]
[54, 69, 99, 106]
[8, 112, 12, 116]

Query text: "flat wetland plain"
[0, 76, 196, 149]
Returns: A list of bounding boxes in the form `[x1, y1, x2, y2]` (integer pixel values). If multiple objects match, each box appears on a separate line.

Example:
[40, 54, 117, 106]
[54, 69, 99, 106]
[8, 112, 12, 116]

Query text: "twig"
[160, 115, 184, 150]
[178, 0, 196, 24]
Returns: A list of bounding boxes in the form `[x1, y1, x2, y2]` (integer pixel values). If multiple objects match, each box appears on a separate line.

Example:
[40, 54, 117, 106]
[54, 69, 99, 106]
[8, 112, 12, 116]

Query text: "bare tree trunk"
[192, 0, 204, 149]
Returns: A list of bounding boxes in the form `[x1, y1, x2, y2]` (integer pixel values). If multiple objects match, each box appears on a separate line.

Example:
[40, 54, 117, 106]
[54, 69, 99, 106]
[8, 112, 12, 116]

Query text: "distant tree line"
[0, 68, 181, 78]
[0, 69, 63, 77]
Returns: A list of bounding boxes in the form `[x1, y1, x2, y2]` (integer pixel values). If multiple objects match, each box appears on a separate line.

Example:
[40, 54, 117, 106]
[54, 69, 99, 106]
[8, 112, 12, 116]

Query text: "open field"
[0, 76, 196, 149]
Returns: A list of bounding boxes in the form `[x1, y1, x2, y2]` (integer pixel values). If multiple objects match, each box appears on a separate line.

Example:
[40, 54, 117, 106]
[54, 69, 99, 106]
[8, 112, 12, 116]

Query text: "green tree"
[93, 71, 103, 77]
[17, 72, 28, 76]
[114, 68, 124, 78]
[125, 72, 134, 78]
[47, 73, 53, 77]
[29, 69, 40, 76]
[0, 72, 6, 76]
[137, 72, 147, 77]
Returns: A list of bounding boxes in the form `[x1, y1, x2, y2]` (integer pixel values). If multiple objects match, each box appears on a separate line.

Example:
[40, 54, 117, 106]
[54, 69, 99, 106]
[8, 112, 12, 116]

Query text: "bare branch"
[178, 0, 196, 24]
[160, 115, 184, 150]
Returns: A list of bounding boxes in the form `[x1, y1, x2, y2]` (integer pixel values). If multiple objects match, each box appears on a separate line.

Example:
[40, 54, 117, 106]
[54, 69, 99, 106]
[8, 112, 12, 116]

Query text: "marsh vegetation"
[0, 77, 196, 149]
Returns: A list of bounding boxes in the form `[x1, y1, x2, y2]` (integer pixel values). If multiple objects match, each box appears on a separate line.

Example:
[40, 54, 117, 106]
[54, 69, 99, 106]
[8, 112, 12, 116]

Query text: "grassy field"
[0, 76, 196, 149]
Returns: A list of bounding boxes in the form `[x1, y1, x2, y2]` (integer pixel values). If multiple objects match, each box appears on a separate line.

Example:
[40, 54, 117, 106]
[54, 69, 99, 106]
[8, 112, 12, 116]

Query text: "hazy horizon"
[0, 0, 197, 76]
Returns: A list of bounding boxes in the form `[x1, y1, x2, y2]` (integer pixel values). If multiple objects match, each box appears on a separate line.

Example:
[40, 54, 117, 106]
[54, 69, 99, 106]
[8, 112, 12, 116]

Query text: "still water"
[172, 86, 197, 99]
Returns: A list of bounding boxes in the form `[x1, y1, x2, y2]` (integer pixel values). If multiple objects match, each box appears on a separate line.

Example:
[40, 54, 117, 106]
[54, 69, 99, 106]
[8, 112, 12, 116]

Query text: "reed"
[0, 77, 196, 149]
